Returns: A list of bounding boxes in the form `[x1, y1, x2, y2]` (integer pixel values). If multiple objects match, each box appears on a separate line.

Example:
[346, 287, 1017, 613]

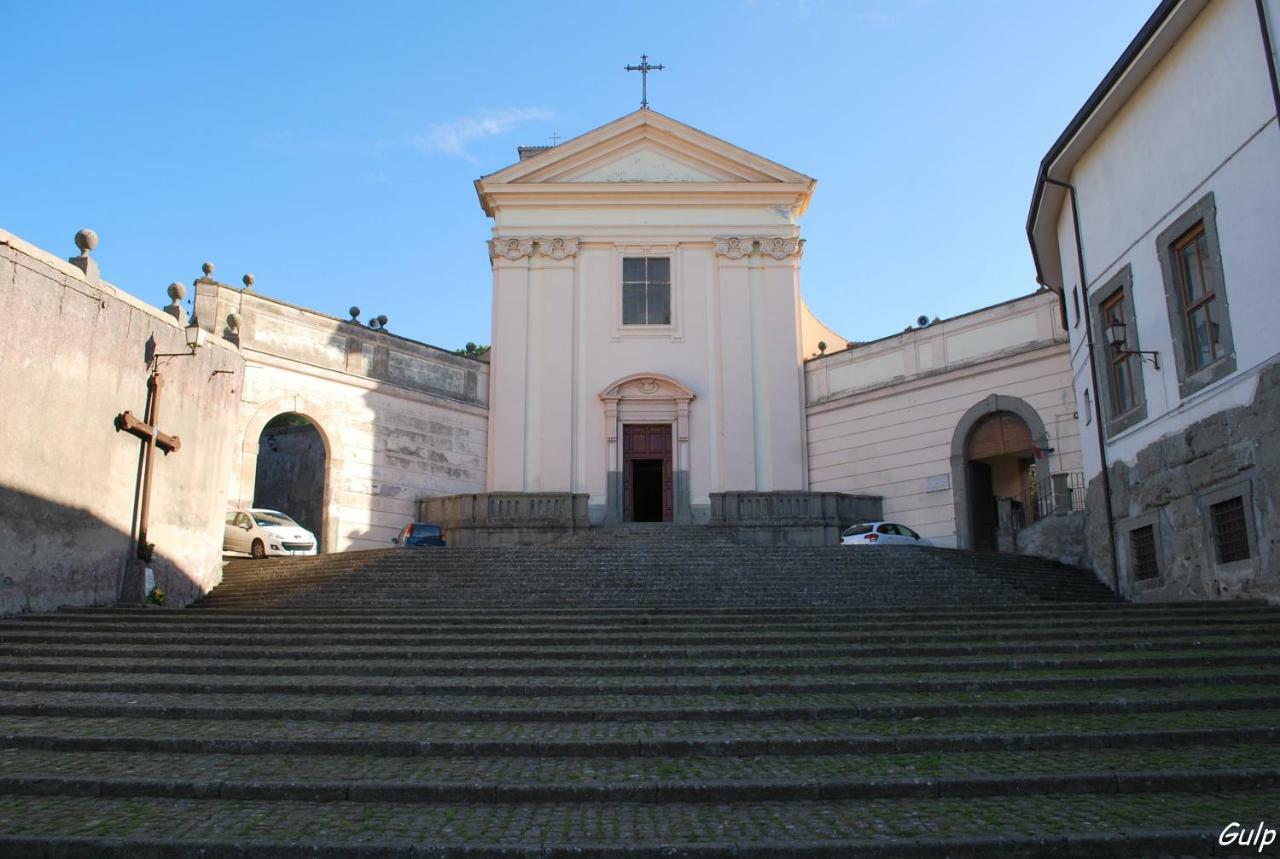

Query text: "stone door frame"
[600, 374, 695, 524]
[949, 394, 1049, 551]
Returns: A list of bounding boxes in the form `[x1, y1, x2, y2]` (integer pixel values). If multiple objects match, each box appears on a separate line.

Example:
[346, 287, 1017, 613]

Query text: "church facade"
[476, 111, 828, 527]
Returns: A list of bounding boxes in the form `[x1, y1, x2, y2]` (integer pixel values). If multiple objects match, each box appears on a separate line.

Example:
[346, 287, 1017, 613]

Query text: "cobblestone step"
[2, 686, 1275, 723]
[0, 790, 1269, 855]
[2, 669, 1276, 698]
[7, 607, 1271, 633]
[56, 600, 1268, 620]
[6, 742, 1280, 784]
[0, 649, 1273, 678]
[1, 765, 1276, 803]
[5, 635, 1273, 663]
[6, 711, 1277, 752]
[5, 623, 1272, 648]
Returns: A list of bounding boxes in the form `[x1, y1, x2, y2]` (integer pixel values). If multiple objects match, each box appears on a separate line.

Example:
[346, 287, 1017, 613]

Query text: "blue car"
[392, 522, 447, 547]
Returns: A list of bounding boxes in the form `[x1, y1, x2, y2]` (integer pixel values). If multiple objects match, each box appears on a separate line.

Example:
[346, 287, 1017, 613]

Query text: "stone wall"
[0, 229, 244, 615]
[1086, 362, 1280, 600]
[1015, 511, 1089, 570]
[420, 493, 589, 546]
[709, 491, 883, 546]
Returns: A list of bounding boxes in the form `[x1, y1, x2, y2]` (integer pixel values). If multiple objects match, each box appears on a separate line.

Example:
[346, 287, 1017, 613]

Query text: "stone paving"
[0, 539, 1277, 856]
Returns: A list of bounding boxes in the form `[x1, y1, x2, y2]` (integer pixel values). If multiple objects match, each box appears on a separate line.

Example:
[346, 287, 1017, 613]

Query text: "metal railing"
[1017, 472, 1087, 524]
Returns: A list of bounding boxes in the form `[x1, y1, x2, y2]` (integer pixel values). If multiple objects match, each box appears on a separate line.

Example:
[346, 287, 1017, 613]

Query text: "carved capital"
[757, 236, 803, 260]
[488, 237, 534, 261]
[713, 236, 754, 260]
[536, 237, 579, 260]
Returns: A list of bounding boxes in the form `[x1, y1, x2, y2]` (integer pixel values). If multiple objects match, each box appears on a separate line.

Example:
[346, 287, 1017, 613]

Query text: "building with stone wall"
[1028, 0, 1280, 597]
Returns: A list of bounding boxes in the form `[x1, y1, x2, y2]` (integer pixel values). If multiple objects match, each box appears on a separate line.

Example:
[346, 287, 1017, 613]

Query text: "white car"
[224, 508, 317, 558]
[840, 521, 933, 547]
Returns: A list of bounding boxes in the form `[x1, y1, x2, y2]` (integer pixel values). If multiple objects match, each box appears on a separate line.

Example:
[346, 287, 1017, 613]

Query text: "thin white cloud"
[415, 107, 554, 161]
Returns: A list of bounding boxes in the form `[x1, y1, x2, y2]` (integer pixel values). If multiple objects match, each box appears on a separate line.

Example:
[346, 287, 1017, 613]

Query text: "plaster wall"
[203, 284, 489, 553]
[0, 228, 244, 614]
[805, 293, 1080, 548]
[799, 299, 845, 361]
[1054, 0, 1280, 477]
[488, 233, 809, 524]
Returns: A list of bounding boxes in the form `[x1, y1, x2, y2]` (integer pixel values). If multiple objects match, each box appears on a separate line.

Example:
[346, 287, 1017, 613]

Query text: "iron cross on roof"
[625, 53, 665, 109]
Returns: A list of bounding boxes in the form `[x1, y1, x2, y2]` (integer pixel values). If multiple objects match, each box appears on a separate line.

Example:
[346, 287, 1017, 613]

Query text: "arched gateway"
[237, 397, 346, 554]
[950, 395, 1050, 551]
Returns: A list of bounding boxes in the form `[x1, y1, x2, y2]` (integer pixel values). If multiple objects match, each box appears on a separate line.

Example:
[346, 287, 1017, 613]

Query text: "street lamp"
[184, 319, 204, 352]
[153, 285, 206, 362]
[1104, 320, 1161, 369]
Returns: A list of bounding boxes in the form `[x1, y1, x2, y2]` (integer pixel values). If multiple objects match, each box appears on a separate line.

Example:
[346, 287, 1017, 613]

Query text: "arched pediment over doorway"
[598, 374, 696, 524]
[598, 374, 696, 405]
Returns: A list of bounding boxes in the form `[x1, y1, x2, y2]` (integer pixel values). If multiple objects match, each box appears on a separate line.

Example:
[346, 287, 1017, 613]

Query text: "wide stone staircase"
[1, 530, 1278, 856]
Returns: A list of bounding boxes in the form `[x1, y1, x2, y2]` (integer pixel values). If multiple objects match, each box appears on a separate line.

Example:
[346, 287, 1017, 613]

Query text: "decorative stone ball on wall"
[74, 229, 98, 254]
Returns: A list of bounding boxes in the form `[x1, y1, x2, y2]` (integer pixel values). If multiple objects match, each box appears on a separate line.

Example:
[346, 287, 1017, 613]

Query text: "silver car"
[224, 508, 317, 558]
[840, 521, 932, 547]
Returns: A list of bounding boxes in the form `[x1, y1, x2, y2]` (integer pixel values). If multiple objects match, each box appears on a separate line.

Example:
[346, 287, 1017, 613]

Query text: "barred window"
[1210, 496, 1251, 564]
[1130, 525, 1159, 581]
[622, 257, 671, 326]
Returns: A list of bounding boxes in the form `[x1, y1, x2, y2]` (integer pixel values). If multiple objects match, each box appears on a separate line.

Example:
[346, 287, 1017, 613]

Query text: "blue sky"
[2, 1, 1156, 349]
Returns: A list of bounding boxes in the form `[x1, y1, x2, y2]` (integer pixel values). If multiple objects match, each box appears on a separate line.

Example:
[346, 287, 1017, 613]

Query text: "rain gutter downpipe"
[1039, 175, 1121, 593]
[1257, 0, 1280, 125]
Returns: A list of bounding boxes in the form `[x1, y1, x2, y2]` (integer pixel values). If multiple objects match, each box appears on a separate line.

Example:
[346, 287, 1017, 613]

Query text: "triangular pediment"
[567, 146, 722, 183]
[482, 110, 812, 186]
[475, 110, 815, 216]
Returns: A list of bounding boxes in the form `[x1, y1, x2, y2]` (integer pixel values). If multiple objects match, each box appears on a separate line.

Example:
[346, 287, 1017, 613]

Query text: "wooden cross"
[625, 54, 664, 109]
[549, 132, 561, 145]
[115, 372, 181, 561]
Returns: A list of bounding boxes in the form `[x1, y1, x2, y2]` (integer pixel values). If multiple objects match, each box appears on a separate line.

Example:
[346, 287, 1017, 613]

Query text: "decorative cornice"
[488, 237, 534, 261]
[713, 236, 754, 260]
[758, 236, 804, 260]
[536, 237, 579, 260]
